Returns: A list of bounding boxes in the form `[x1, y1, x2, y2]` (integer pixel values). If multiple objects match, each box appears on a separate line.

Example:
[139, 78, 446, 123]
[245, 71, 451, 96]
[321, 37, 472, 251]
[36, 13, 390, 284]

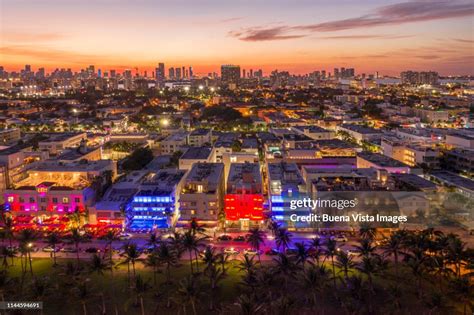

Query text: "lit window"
[197, 185, 203, 193]
[7, 196, 14, 203]
[190, 210, 196, 215]
[63, 197, 69, 203]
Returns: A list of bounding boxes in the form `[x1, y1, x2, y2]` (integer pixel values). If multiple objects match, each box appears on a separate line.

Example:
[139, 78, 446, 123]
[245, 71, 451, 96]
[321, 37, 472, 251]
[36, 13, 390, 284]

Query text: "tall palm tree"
[100, 230, 119, 270]
[71, 278, 91, 315]
[217, 252, 230, 275]
[176, 275, 203, 315]
[275, 228, 292, 253]
[404, 248, 429, 299]
[204, 264, 224, 311]
[146, 232, 161, 253]
[122, 242, 140, 283]
[300, 265, 330, 307]
[46, 232, 61, 267]
[245, 227, 265, 263]
[156, 242, 177, 284]
[0, 246, 16, 269]
[335, 250, 355, 280]
[144, 252, 162, 286]
[293, 242, 310, 269]
[324, 238, 338, 289]
[267, 220, 280, 238]
[17, 229, 36, 275]
[133, 275, 151, 315]
[449, 276, 473, 315]
[69, 228, 85, 267]
[445, 235, 467, 278]
[355, 256, 380, 293]
[272, 253, 299, 290]
[309, 237, 323, 266]
[181, 231, 207, 274]
[382, 234, 403, 277]
[88, 254, 110, 314]
[30, 276, 50, 315]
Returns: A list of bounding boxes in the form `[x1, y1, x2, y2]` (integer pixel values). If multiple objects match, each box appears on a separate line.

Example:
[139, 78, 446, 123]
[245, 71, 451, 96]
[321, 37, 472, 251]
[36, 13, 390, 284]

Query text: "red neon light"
[224, 193, 264, 221]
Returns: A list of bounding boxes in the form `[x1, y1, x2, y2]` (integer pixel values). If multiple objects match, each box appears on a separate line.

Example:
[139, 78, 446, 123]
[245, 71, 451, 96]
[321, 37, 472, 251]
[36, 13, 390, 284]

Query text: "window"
[29, 197, 35, 203]
[19, 197, 24, 203]
[7, 196, 14, 203]
[40, 198, 46, 203]
[52, 198, 58, 204]
[75, 198, 80, 203]
[62, 197, 69, 203]
[197, 185, 203, 193]
[190, 210, 196, 215]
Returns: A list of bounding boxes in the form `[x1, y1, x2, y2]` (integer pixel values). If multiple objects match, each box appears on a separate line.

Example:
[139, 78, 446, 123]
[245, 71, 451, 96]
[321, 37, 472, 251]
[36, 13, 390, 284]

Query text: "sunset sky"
[1, 0, 473, 76]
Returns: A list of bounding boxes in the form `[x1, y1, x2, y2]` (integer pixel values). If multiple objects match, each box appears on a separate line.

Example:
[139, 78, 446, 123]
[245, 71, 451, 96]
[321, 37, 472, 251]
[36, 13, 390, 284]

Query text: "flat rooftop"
[430, 171, 474, 191]
[267, 162, 304, 185]
[185, 163, 224, 185]
[190, 128, 211, 136]
[392, 173, 438, 190]
[228, 163, 261, 184]
[180, 147, 212, 160]
[340, 124, 381, 134]
[358, 152, 410, 168]
[293, 125, 330, 133]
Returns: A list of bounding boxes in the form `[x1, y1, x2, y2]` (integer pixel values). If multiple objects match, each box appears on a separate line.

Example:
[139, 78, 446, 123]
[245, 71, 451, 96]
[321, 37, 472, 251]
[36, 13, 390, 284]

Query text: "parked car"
[217, 234, 232, 241]
[85, 247, 100, 253]
[61, 247, 78, 253]
[243, 248, 261, 256]
[331, 235, 348, 242]
[234, 235, 246, 242]
[42, 246, 60, 253]
[223, 247, 239, 255]
[119, 233, 132, 241]
[265, 248, 280, 256]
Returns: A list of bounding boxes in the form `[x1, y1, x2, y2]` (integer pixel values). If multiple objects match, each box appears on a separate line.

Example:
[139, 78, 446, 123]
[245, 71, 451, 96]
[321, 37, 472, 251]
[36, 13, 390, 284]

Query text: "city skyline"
[1, 0, 474, 75]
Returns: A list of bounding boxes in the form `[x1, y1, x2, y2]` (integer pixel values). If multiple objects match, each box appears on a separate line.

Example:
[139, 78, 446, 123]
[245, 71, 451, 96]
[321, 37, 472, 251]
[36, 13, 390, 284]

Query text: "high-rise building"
[189, 66, 193, 78]
[221, 64, 241, 84]
[401, 71, 439, 85]
[175, 67, 182, 80]
[169, 68, 175, 79]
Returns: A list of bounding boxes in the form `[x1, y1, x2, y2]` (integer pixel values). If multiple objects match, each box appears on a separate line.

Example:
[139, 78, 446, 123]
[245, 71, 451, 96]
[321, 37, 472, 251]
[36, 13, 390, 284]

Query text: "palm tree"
[354, 238, 377, 259]
[324, 238, 338, 289]
[133, 275, 151, 315]
[181, 230, 207, 274]
[385, 284, 403, 315]
[176, 275, 203, 315]
[449, 276, 473, 315]
[89, 254, 110, 276]
[233, 293, 265, 315]
[356, 256, 382, 294]
[71, 278, 91, 315]
[275, 228, 292, 253]
[404, 248, 429, 299]
[359, 224, 377, 240]
[293, 242, 310, 269]
[88, 254, 109, 314]
[309, 237, 323, 266]
[245, 227, 265, 263]
[382, 234, 403, 277]
[144, 252, 162, 286]
[146, 232, 161, 253]
[267, 220, 280, 237]
[335, 250, 355, 280]
[100, 230, 119, 271]
[30, 276, 50, 315]
[217, 252, 231, 275]
[204, 264, 224, 311]
[0, 246, 16, 269]
[18, 229, 36, 275]
[445, 235, 467, 278]
[46, 232, 61, 266]
[122, 242, 140, 284]
[69, 228, 85, 267]
[300, 265, 330, 307]
[238, 254, 257, 276]
[156, 242, 177, 284]
[272, 253, 299, 290]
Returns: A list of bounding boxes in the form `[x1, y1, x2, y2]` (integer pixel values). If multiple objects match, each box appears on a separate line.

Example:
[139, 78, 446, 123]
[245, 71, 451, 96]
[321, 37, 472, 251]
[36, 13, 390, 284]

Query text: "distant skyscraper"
[189, 66, 193, 78]
[221, 64, 241, 84]
[156, 63, 165, 81]
[182, 66, 186, 79]
[169, 67, 175, 79]
[97, 69, 102, 78]
[176, 67, 182, 80]
[110, 69, 116, 78]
